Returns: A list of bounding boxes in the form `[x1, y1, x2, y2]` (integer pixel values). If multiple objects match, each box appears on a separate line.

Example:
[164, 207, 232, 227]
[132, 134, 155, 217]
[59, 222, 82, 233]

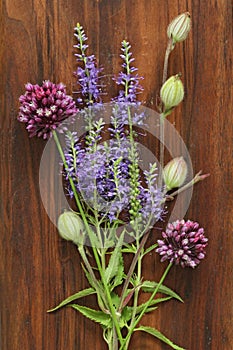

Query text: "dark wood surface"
[1, 1, 233, 349]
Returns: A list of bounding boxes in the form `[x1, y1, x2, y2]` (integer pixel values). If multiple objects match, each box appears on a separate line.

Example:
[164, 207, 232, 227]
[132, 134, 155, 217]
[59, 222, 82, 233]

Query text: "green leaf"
[111, 254, 124, 289]
[143, 243, 158, 256]
[81, 263, 97, 289]
[141, 281, 183, 302]
[135, 326, 185, 350]
[110, 292, 120, 309]
[105, 233, 124, 284]
[121, 296, 171, 324]
[136, 296, 172, 313]
[70, 304, 111, 327]
[121, 243, 137, 254]
[47, 288, 96, 312]
[123, 296, 171, 322]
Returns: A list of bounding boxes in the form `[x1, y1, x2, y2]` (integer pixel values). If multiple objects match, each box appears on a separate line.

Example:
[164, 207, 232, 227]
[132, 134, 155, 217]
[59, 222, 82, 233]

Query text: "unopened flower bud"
[163, 157, 188, 190]
[167, 12, 191, 44]
[58, 211, 85, 245]
[160, 74, 184, 112]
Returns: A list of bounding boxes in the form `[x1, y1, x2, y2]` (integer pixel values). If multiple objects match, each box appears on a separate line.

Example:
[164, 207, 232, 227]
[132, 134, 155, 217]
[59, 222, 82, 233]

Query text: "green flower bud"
[163, 157, 188, 191]
[160, 74, 184, 112]
[167, 12, 191, 44]
[58, 211, 85, 245]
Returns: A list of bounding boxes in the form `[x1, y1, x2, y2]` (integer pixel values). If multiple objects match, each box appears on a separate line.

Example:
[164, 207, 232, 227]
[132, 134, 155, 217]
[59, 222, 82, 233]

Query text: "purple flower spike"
[18, 80, 78, 139]
[156, 219, 208, 268]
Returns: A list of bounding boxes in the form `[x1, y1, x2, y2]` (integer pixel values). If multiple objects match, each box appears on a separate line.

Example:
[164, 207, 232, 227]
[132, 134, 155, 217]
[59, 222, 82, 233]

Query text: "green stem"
[78, 245, 99, 288]
[162, 38, 174, 85]
[124, 239, 143, 349]
[118, 231, 150, 312]
[92, 245, 124, 345]
[120, 263, 173, 350]
[159, 112, 165, 188]
[52, 130, 124, 346]
[165, 171, 210, 200]
[159, 38, 174, 187]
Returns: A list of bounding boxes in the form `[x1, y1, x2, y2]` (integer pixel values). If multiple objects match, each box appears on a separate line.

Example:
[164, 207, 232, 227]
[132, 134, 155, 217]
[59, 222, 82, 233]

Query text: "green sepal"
[141, 280, 183, 302]
[134, 326, 185, 350]
[69, 304, 112, 327]
[47, 287, 96, 313]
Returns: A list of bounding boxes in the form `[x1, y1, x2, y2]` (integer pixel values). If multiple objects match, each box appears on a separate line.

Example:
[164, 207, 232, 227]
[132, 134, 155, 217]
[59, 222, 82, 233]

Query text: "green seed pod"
[58, 211, 85, 245]
[167, 12, 191, 44]
[163, 157, 188, 191]
[160, 74, 184, 112]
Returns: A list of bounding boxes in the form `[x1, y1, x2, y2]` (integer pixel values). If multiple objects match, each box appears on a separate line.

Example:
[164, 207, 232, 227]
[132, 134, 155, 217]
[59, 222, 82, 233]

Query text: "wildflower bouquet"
[18, 13, 209, 350]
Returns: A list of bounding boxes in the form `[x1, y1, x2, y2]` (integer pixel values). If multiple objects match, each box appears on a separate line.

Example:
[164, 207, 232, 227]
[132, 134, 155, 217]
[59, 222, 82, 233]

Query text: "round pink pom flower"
[156, 219, 208, 268]
[18, 80, 78, 139]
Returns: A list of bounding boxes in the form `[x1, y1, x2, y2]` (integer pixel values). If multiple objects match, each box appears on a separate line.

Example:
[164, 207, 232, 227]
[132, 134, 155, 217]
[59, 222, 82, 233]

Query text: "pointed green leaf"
[135, 326, 185, 350]
[143, 243, 158, 256]
[121, 297, 171, 323]
[121, 243, 137, 254]
[135, 297, 171, 315]
[70, 304, 111, 327]
[47, 288, 96, 312]
[141, 281, 183, 302]
[111, 254, 124, 289]
[105, 233, 124, 284]
[81, 263, 99, 290]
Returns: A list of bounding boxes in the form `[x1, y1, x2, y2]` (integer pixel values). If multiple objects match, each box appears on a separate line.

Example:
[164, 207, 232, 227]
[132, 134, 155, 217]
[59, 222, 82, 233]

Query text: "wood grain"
[1, 0, 233, 349]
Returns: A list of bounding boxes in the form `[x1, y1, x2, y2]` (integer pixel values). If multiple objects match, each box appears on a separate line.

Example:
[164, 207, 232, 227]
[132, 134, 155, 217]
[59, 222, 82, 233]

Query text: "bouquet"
[18, 13, 209, 350]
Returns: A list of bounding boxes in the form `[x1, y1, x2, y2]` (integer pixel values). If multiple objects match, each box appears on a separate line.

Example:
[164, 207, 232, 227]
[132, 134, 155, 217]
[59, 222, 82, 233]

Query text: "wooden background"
[1, 0, 233, 349]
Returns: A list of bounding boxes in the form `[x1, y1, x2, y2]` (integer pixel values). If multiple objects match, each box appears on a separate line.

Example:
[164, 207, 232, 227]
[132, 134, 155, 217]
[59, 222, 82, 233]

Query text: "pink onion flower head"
[156, 219, 208, 268]
[18, 80, 78, 139]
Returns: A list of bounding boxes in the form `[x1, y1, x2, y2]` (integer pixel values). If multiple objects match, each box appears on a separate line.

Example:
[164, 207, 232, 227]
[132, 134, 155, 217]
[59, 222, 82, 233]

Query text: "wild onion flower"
[18, 81, 78, 139]
[156, 220, 208, 268]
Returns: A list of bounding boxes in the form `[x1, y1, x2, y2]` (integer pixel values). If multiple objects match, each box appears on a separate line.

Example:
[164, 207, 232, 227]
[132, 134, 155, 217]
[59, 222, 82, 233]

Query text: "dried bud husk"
[58, 211, 85, 245]
[167, 12, 191, 44]
[160, 74, 184, 113]
[163, 157, 188, 191]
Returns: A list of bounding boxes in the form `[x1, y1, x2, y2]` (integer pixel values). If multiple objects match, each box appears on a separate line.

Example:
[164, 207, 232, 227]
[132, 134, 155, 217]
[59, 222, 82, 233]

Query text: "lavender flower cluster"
[64, 128, 163, 224]
[61, 28, 164, 227]
[114, 40, 143, 104]
[74, 23, 103, 105]
[18, 81, 78, 139]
